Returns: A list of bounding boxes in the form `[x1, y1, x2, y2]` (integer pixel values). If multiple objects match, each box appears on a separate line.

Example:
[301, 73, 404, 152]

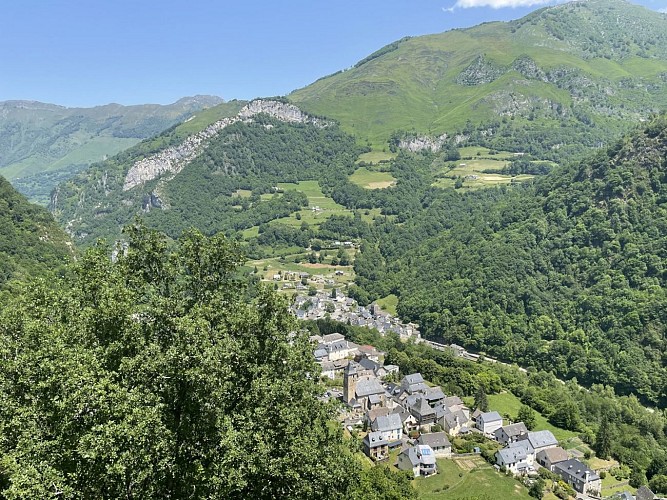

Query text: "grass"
[432, 156, 534, 191]
[601, 473, 635, 497]
[486, 392, 578, 443]
[414, 457, 531, 499]
[269, 181, 353, 229]
[349, 167, 396, 189]
[375, 294, 399, 316]
[356, 151, 396, 164]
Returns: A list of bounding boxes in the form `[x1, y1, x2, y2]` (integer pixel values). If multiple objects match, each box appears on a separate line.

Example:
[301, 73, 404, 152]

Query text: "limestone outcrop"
[123, 100, 327, 191]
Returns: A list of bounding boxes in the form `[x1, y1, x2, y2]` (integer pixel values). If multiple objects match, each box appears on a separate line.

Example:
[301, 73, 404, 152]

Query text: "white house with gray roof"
[371, 413, 403, 443]
[416, 432, 452, 458]
[494, 422, 528, 445]
[553, 459, 601, 495]
[476, 411, 503, 436]
[397, 445, 437, 477]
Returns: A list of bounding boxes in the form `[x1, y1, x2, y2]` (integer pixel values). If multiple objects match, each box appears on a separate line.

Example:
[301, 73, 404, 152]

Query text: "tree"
[529, 478, 545, 499]
[517, 405, 537, 430]
[594, 413, 613, 460]
[475, 385, 489, 412]
[650, 474, 667, 495]
[0, 223, 358, 499]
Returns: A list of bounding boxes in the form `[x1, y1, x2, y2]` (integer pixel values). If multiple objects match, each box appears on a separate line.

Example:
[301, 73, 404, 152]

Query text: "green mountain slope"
[290, 0, 667, 156]
[1, 95, 223, 204]
[0, 176, 72, 292]
[51, 100, 363, 246]
[352, 114, 667, 405]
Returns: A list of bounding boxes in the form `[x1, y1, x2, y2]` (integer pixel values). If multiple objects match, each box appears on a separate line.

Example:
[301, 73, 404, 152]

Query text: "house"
[371, 413, 403, 443]
[553, 459, 601, 495]
[357, 357, 388, 379]
[535, 446, 568, 471]
[357, 345, 384, 362]
[442, 396, 469, 418]
[401, 373, 428, 395]
[423, 386, 446, 408]
[476, 411, 503, 436]
[321, 332, 345, 344]
[363, 431, 389, 461]
[327, 340, 359, 361]
[407, 395, 438, 428]
[417, 432, 452, 458]
[343, 362, 386, 410]
[393, 407, 419, 433]
[366, 407, 390, 424]
[520, 430, 558, 454]
[437, 406, 470, 436]
[496, 445, 529, 474]
[494, 422, 528, 446]
[319, 359, 349, 380]
[397, 445, 437, 477]
[496, 440, 534, 474]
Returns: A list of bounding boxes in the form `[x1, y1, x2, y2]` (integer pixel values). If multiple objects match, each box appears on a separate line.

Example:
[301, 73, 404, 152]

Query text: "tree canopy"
[0, 224, 363, 499]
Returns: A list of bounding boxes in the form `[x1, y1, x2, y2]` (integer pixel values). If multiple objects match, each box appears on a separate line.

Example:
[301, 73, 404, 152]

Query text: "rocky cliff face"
[123, 100, 327, 191]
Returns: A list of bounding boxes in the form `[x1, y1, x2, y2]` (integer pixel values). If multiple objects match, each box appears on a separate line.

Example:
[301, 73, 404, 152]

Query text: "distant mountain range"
[0, 95, 222, 204]
[290, 0, 667, 157]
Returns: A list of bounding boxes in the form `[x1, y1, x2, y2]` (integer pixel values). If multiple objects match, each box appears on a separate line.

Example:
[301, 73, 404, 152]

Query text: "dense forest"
[0, 224, 414, 499]
[352, 115, 667, 406]
[0, 177, 71, 293]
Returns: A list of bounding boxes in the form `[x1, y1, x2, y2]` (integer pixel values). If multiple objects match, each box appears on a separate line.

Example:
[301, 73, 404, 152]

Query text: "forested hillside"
[290, 0, 667, 159]
[0, 176, 71, 293]
[52, 102, 364, 246]
[353, 115, 667, 405]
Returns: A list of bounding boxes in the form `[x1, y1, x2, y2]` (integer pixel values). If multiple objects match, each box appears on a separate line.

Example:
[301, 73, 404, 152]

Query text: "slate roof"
[417, 432, 451, 449]
[497, 422, 528, 439]
[424, 386, 446, 402]
[322, 333, 345, 344]
[355, 378, 385, 397]
[410, 395, 436, 417]
[526, 430, 558, 450]
[554, 459, 600, 482]
[478, 411, 503, 424]
[401, 445, 437, 467]
[372, 413, 402, 433]
[442, 396, 465, 408]
[497, 446, 527, 464]
[364, 431, 389, 449]
[402, 373, 424, 385]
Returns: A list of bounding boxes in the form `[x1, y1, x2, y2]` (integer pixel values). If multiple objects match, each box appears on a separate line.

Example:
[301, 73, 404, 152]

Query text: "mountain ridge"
[289, 0, 667, 155]
[0, 95, 224, 204]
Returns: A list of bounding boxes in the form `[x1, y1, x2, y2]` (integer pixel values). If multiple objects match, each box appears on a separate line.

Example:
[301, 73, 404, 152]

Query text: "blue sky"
[2, 0, 666, 107]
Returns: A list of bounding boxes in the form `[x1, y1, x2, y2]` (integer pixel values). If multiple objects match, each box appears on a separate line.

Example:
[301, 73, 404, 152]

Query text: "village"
[290, 288, 421, 342]
[311, 332, 659, 500]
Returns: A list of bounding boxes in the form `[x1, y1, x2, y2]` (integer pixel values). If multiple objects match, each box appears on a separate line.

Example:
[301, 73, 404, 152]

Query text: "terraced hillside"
[290, 0, 667, 157]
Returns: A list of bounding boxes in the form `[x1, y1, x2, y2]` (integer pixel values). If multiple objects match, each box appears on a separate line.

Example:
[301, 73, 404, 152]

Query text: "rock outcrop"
[122, 100, 327, 191]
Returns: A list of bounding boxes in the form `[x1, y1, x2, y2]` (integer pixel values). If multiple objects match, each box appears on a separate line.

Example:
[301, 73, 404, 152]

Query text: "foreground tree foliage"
[0, 224, 365, 499]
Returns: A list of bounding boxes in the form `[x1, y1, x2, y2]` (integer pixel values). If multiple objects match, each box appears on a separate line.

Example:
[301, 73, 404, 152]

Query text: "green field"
[433, 155, 533, 191]
[415, 457, 531, 499]
[356, 151, 397, 164]
[269, 181, 353, 228]
[486, 392, 578, 443]
[349, 167, 396, 189]
[375, 294, 399, 316]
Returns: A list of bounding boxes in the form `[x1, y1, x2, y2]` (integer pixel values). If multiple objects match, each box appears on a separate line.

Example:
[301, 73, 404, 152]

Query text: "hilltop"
[290, 0, 667, 156]
[0, 95, 224, 204]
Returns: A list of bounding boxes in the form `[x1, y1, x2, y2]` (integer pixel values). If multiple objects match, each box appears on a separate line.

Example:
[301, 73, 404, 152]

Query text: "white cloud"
[447, 0, 554, 10]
